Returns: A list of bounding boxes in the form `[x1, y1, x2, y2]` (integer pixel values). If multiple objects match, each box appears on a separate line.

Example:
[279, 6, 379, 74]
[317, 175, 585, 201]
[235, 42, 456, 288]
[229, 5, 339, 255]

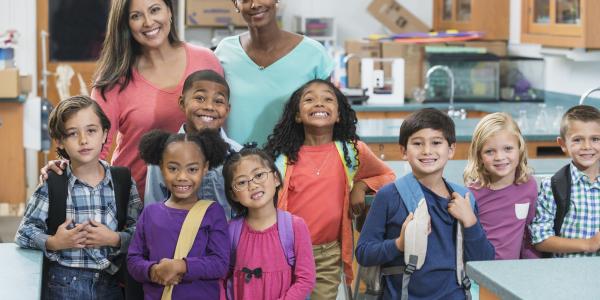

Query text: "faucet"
[425, 65, 463, 119]
[579, 86, 600, 105]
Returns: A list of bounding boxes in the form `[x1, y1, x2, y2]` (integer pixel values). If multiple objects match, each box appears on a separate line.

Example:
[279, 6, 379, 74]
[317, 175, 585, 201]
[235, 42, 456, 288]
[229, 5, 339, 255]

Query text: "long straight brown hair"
[93, 0, 181, 100]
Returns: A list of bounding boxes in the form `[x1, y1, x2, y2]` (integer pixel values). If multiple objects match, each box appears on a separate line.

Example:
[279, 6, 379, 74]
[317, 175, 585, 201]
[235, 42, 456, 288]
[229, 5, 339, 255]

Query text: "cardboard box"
[345, 40, 382, 88]
[368, 0, 429, 34]
[381, 42, 426, 98]
[186, 0, 245, 27]
[0, 69, 32, 98]
[0, 68, 19, 98]
[445, 41, 507, 57]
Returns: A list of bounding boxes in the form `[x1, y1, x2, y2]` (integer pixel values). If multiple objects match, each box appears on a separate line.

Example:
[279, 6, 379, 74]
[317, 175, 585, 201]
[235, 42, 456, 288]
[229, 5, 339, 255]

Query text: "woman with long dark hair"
[44, 0, 223, 200]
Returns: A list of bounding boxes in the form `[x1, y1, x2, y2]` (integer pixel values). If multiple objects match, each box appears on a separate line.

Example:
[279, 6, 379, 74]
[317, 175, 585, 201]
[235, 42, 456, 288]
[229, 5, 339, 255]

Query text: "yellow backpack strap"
[334, 141, 358, 188]
[161, 200, 214, 300]
[274, 154, 288, 178]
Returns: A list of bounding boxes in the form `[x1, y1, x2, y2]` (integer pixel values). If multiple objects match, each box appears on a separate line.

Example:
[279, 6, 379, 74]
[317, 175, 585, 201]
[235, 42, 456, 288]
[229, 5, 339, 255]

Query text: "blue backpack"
[358, 173, 475, 300]
[226, 209, 295, 299]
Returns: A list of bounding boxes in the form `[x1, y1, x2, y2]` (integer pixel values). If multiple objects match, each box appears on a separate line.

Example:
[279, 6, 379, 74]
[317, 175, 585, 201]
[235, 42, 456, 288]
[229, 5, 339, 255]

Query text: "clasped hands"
[46, 218, 120, 251]
[150, 258, 187, 286]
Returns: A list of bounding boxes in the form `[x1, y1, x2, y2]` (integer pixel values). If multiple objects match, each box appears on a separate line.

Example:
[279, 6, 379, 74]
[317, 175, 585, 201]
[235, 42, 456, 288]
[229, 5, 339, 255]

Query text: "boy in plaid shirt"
[531, 105, 600, 257]
[15, 96, 142, 299]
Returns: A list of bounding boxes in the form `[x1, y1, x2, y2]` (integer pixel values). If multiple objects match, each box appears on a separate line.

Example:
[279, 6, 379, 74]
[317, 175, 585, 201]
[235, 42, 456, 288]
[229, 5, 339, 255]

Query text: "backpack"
[537, 164, 572, 259]
[550, 164, 572, 236]
[356, 173, 475, 300]
[42, 167, 143, 300]
[225, 209, 295, 299]
[275, 140, 358, 188]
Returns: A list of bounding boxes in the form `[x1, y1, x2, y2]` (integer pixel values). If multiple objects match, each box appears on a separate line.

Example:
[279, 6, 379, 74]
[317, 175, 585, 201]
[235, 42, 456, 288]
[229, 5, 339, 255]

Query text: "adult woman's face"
[128, 0, 172, 49]
[235, 0, 278, 28]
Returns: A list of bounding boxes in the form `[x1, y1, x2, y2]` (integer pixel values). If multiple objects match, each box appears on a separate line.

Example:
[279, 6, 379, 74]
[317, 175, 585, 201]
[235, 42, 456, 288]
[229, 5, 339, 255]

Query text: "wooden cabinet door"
[527, 0, 582, 36]
[0, 102, 25, 204]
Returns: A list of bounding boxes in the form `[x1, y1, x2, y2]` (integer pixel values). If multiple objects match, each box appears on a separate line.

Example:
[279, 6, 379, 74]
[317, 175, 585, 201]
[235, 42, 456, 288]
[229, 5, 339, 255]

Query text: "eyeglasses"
[232, 170, 273, 192]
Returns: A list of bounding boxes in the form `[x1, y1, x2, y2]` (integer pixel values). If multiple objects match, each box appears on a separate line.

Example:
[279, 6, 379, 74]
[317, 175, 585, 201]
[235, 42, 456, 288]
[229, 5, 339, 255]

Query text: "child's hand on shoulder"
[151, 258, 187, 286]
[448, 192, 477, 228]
[84, 220, 121, 248]
[46, 218, 89, 251]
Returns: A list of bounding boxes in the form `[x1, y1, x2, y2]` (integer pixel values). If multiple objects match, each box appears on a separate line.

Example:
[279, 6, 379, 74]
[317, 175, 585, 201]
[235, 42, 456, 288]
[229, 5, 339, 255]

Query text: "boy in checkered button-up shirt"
[15, 96, 142, 299]
[531, 105, 600, 257]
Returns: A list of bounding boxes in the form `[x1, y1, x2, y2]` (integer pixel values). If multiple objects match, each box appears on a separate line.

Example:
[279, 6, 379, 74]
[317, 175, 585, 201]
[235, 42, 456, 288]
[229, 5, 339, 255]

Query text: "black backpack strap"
[109, 166, 132, 231]
[550, 164, 572, 236]
[109, 166, 144, 300]
[42, 171, 68, 300]
[46, 171, 68, 235]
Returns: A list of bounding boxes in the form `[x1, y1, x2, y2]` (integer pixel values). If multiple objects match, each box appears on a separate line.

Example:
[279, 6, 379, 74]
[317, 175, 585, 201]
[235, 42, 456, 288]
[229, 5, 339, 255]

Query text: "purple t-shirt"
[127, 202, 230, 300]
[469, 176, 541, 260]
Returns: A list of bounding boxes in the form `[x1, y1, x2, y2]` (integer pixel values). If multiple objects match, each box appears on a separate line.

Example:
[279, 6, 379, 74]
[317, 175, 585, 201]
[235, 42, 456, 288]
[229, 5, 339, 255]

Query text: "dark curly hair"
[138, 128, 229, 170]
[264, 79, 360, 169]
[222, 146, 283, 217]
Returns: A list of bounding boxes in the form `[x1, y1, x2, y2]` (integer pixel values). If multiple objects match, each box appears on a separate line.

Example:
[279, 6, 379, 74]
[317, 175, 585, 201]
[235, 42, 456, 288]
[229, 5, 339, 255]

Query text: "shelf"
[508, 43, 600, 62]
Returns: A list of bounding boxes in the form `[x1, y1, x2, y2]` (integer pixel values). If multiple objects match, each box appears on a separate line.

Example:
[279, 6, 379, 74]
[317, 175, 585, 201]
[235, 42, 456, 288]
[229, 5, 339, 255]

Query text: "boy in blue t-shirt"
[15, 95, 142, 299]
[356, 108, 494, 299]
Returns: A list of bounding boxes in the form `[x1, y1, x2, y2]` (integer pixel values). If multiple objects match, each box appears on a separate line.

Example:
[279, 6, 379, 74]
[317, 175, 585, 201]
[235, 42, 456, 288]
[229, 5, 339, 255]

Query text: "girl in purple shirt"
[464, 113, 541, 259]
[128, 129, 230, 299]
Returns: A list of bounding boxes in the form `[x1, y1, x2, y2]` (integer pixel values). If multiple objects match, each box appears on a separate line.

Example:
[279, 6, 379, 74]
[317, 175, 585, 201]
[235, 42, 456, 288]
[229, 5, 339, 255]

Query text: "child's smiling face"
[295, 82, 340, 130]
[179, 80, 230, 133]
[558, 120, 600, 177]
[230, 155, 279, 211]
[480, 130, 520, 186]
[160, 141, 208, 204]
[402, 128, 455, 178]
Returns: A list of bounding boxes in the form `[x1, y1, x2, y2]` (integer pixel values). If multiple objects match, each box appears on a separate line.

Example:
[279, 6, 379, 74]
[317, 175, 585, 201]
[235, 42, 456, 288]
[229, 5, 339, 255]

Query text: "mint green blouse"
[215, 35, 334, 145]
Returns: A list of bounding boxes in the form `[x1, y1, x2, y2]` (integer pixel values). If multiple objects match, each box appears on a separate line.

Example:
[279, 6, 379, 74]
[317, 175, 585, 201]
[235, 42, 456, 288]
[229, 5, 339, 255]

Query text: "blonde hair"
[464, 112, 531, 188]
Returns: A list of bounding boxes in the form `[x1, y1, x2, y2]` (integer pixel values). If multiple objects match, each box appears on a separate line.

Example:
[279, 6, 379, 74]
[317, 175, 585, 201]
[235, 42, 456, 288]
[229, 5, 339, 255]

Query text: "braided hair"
[264, 79, 360, 169]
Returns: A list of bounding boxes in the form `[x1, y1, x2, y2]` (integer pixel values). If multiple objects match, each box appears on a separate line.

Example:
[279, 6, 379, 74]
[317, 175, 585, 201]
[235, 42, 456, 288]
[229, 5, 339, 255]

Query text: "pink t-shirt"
[469, 176, 541, 260]
[91, 43, 223, 200]
[287, 143, 346, 244]
[228, 216, 316, 300]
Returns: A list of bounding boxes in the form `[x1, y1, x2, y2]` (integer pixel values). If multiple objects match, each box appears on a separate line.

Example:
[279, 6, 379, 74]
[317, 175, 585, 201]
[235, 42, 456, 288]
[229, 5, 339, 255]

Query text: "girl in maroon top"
[464, 112, 541, 259]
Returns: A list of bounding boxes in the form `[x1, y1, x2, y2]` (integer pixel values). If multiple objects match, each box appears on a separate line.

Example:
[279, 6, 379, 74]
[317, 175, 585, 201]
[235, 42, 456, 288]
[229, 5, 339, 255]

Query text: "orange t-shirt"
[286, 143, 346, 244]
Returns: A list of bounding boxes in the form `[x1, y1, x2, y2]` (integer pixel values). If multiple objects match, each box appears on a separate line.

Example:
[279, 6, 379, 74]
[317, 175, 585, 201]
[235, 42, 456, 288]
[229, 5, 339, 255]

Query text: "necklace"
[307, 147, 333, 176]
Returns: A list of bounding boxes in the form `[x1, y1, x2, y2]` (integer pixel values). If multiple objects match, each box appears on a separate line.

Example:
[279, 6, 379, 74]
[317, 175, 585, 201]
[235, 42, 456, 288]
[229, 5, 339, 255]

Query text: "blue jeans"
[45, 263, 123, 300]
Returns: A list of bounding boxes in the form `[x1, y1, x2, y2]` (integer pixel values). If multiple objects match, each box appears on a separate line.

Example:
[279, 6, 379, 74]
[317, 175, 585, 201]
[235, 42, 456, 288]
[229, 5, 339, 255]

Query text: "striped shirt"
[531, 163, 600, 257]
[15, 160, 142, 272]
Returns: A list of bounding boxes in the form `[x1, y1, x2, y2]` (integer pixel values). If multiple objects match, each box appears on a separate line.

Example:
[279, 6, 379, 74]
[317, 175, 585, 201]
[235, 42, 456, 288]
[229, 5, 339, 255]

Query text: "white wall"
[0, 0, 37, 88]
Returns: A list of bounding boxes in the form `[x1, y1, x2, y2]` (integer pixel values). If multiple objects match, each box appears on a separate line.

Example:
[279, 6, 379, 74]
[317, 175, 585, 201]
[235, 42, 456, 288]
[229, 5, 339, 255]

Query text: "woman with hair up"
[42, 0, 223, 200]
[215, 0, 334, 145]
